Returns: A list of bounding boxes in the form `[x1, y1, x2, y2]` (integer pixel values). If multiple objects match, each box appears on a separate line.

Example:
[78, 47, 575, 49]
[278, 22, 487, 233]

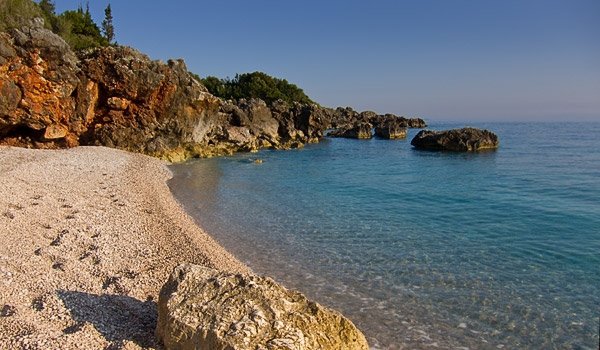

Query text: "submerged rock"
[157, 264, 369, 350]
[410, 127, 499, 151]
[328, 122, 373, 139]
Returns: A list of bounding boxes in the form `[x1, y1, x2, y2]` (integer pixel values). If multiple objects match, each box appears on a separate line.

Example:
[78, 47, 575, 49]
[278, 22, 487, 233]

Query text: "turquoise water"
[169, 122, 600, 349]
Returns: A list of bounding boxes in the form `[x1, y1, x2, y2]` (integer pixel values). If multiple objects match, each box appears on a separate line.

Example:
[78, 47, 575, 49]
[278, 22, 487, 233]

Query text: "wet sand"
[0, 146, 248, 349]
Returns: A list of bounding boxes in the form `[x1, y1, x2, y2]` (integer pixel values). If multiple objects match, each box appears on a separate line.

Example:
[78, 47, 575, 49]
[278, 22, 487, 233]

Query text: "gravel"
[0, 146, 248, 349]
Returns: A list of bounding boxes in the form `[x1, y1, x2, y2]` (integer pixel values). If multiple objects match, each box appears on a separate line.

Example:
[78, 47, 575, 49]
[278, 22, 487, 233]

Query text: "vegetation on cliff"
[201, 71, 315, 105]
[0, 0, 112, 50]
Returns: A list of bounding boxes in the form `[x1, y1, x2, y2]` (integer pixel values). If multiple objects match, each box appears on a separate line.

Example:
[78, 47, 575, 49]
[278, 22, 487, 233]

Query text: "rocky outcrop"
[78, 47, 223, 161]
[214, 98, 334, 153]
[328, 121, 373, 139]
[410, 127, 499, 151]
[374, 117, 407, 139]
[0, 21, 339, 160]
[157, 264, 369, 350]
[327, 109, 426, 140]
[0, 22, 80, 148]
[1, 21, 426, 160]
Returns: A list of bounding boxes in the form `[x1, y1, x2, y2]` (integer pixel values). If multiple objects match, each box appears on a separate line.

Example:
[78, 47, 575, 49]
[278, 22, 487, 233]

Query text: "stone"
[410, 127, 499, 151]
[156, 264, 369, 350]
[328, 122, 373, 139]
[374, 117, 407, 139]
[107, 97, 131, 111]
[404, 117, 427, 128]
[43, 124, 68, 140]
[0, 78, 21, 117]
[225, 126, 254, 146]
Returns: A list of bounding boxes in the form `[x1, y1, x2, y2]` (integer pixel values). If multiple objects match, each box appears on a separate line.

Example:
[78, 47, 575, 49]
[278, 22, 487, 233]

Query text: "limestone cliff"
[1, 21, 426, 161]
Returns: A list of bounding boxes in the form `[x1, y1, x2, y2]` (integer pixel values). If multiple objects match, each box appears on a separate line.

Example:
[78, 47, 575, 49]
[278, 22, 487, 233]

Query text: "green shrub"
[0, 0, 47, 31]
[1, 0, 109, 50]
[202, 72, 315, 105]
[55, 8, 107, 50]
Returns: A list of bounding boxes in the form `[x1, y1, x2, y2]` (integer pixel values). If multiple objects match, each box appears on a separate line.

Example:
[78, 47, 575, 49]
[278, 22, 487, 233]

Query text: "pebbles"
[0, 146, 248, 349]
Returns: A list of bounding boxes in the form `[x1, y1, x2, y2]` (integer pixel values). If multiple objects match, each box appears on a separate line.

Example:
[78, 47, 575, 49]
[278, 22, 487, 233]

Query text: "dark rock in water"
[410, 127, 499, 151]
[374, 118, 407, 139]
[404, 117, 427, 128]
[328, 122, 373, 139]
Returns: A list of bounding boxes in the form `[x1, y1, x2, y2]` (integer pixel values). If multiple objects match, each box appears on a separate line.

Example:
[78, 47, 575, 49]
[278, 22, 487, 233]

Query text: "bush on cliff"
[0, 0, 108, 50]
[202, 71, 315, 105]
[54, 7, 108, 50]
[0, 0, 47, 31]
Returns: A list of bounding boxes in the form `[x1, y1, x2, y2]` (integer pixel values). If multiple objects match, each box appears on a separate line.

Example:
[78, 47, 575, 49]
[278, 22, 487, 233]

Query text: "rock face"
[156, 264, 369, 350]
[328, 122, 373, 139]
[0, 24, 80, 148]
[78, 47, 223, 161]
[1, 21, 427, 160]
[374, 117, 407, 139]
[410, 127, 499, 151]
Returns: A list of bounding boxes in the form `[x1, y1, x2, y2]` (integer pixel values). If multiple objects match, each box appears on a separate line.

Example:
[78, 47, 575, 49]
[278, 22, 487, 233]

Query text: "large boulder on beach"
[156, 264, 369, 350]
[328, 122, 373, 139]
[410, 127, 499, 151]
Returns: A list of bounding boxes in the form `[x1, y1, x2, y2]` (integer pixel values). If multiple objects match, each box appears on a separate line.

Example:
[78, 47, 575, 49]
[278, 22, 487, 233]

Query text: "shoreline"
[0, 146, 249, 349]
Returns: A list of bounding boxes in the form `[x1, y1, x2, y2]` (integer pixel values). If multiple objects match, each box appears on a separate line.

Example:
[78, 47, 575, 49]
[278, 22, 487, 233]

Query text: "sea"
[168, 121, 600, 349]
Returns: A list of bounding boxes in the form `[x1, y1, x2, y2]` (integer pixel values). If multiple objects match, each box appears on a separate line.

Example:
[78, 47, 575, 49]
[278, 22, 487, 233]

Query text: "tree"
[201, 72, 314, 105]
[102, 3, 114, 43]
[38, 0, 55, 15]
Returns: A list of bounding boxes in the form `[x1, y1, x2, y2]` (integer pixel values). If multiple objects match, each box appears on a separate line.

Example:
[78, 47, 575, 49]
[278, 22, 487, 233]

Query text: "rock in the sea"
[404, 117, 427, 128]
[328, 122, 373, 139]
[410, 127, 499, 151]
[156, 264, 369, 350]
[374, 118, 407, 139]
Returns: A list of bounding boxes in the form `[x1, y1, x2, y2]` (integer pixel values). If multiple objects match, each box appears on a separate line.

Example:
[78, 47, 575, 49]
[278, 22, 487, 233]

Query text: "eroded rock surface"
[410, 127, 499, 151]
[1, 21, 426, 160]
[374, 117, 407, 139]
[156, 264, 369, 350]
[328, 121, 373, 139]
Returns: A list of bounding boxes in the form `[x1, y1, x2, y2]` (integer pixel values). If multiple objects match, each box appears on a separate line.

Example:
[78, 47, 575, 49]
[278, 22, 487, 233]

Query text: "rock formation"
[0, 22, 80, 148]
[328, 121, 373, 139]
[374, 117, 407, 139]
[1, 20, 427, 161]
[157, 264, 369, 350]
[410, 127, 499, 151]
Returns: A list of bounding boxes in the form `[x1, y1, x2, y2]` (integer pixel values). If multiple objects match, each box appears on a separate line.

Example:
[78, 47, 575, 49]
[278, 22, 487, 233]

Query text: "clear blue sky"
[53, 0, 599, 121]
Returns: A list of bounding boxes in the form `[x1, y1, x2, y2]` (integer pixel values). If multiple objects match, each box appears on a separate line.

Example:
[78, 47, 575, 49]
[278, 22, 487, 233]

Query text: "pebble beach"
[0, 146, 248, 349]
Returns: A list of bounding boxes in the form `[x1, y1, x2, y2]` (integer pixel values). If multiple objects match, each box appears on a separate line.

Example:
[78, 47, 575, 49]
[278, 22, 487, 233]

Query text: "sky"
[52, 0, 599, 121]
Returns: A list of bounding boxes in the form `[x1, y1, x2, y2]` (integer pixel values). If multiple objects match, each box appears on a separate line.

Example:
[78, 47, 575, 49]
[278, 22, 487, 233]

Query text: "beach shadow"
[57, 290, 157, 348]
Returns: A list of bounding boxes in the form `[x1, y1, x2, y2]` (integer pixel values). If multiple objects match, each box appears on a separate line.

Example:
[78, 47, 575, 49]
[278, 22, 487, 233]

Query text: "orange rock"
[43, 124, 68, 140]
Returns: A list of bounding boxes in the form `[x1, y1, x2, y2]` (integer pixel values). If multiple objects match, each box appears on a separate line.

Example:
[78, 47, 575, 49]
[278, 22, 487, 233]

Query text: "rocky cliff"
[1, 21, 426, 161]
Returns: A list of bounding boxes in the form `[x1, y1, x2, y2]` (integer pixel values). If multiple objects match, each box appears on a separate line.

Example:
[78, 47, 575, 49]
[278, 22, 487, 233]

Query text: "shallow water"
[169, 121, 600, 349]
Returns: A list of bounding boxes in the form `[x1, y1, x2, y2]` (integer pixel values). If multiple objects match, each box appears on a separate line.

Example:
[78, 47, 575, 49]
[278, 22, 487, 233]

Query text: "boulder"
[374, 118, 407, 139]
[404, 117, 427, 128]
[156, 264, 369, 350]
[328, 122, 373, 139]
[410, 127, 499, 151]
